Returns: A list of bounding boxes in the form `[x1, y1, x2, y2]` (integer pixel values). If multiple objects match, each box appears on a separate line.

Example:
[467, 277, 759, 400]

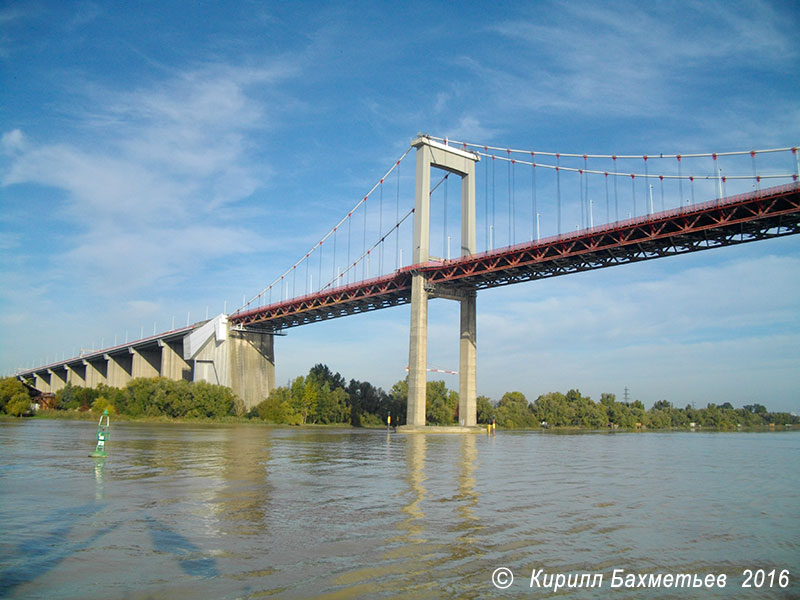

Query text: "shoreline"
[4, 411, 795, 433]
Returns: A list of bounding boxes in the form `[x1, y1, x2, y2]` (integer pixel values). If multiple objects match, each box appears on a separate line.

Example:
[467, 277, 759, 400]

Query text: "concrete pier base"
[407, 274, 429, 427]
[458, 291, 477, 427]
[396, 425, 485, 434]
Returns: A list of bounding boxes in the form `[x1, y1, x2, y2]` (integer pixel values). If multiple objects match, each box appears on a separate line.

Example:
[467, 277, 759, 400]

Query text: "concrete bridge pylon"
[406, 136, 480, 428]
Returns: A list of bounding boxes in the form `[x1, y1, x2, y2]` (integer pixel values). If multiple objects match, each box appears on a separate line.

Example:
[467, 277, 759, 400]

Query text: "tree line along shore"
[1, 366, 797, 430]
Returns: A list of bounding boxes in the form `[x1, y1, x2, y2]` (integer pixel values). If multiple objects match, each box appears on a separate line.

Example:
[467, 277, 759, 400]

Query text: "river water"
[0, 420, 798, 599]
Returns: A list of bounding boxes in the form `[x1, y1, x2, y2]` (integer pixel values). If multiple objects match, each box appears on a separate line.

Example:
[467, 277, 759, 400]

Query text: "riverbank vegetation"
[2, 369, 797, 430]
[1, 376, 241, 420]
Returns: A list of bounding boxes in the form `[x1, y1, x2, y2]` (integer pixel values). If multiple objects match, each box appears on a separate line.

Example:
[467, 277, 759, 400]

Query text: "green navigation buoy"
[89, 409, 110, 458]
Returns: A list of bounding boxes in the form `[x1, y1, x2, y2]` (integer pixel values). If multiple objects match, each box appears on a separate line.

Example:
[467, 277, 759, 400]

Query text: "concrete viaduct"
[16, 314, 275, 410]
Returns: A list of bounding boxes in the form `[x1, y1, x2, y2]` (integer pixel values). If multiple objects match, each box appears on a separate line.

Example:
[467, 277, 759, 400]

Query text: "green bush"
[56, 384, 99, 411]
[0, 377, 28, 413]
[253, 388, 295, 423]
[7, 392, 32, 416]
[91, 396, 116, 415]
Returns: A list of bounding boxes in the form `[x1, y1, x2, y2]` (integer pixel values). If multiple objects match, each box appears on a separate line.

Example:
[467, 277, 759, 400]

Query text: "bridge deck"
[230, 182, 800, 331]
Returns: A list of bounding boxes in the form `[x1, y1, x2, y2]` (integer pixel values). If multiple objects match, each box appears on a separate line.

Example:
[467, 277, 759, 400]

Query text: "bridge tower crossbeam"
[407, 136, 480, 428]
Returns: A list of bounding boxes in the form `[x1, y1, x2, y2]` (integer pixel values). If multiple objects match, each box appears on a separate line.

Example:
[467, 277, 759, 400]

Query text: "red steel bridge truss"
[230, 182, 800, 331]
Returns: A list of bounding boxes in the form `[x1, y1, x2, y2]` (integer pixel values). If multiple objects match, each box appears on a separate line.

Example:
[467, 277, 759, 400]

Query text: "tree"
[652, 400, 673, 411]
[0, 377, 28, 413]
[56, 383, 98, 411]
[497, 391, 536, 428]
[308, 364, 346, 391]
[91, 396, 116, 415]
[287, 376, 316, 424]
[254, 387, 295, 423]
[386, 379, 408, 426]
[313, 384, 349, 424]
[532, 392, 571, 427]
[426, 380, 457, 425]
[348, 378, 389, 426]
[476, 395, 495, 424]
[6, 392, 32, 416]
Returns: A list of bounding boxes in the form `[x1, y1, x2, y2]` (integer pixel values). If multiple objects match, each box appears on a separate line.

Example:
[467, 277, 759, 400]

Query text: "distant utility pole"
[623, 386, 630, 403]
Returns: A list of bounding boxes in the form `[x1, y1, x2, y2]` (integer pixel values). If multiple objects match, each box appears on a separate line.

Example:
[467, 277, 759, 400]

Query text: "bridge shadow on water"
[146, 518, 219, 578]
[0, 502, 118, 597]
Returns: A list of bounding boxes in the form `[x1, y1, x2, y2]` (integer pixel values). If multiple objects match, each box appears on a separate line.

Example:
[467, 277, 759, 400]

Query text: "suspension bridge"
[17, 135, 800, 428]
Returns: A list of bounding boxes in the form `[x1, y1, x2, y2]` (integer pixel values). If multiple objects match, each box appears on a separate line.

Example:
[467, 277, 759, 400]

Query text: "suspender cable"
[318, 239, 323, 293]
[613, 155, 619, 221]
[556, 154, 562, 235]
[580, 167, 585, 229]
[444, 173, 448, 259]
[713, 153, 722, 200]
[362, 195, 368, 280]
[512, 159, 516, 244]
[332, 227, 337, 285]
[507, 151, 512, 245]
[346, 211, 352, 285]
[584, 156, 589, 229]
[484, 149, 489, 251]
[531, 158, 537, 241]
[379, 178, 384, 274]
[396, 160, 401, 269]
[492, 155, 496, 250]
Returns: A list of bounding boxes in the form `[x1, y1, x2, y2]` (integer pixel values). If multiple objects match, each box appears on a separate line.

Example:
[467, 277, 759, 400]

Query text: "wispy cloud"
[2, 62, 297, 298]
[475, 0, 799, 122]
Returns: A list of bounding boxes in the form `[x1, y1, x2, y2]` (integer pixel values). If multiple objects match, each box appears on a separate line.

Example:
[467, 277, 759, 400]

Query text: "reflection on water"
[399, 433, 427, 541]
[93, 457, 105, 501]
[212, 427, 271, 537]
[453, 434, 482, 556]
[1, 421, 799, 599]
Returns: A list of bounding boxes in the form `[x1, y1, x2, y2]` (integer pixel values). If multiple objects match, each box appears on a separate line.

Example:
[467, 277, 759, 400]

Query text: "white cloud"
[444, 115, 500, 144]
[2, 62, 296, 298]
[1, 129, 26, 154]
[475, 1, 798, 121]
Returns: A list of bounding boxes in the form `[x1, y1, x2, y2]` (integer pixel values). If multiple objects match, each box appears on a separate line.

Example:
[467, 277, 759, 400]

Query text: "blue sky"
[2, 1, 799, 412]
